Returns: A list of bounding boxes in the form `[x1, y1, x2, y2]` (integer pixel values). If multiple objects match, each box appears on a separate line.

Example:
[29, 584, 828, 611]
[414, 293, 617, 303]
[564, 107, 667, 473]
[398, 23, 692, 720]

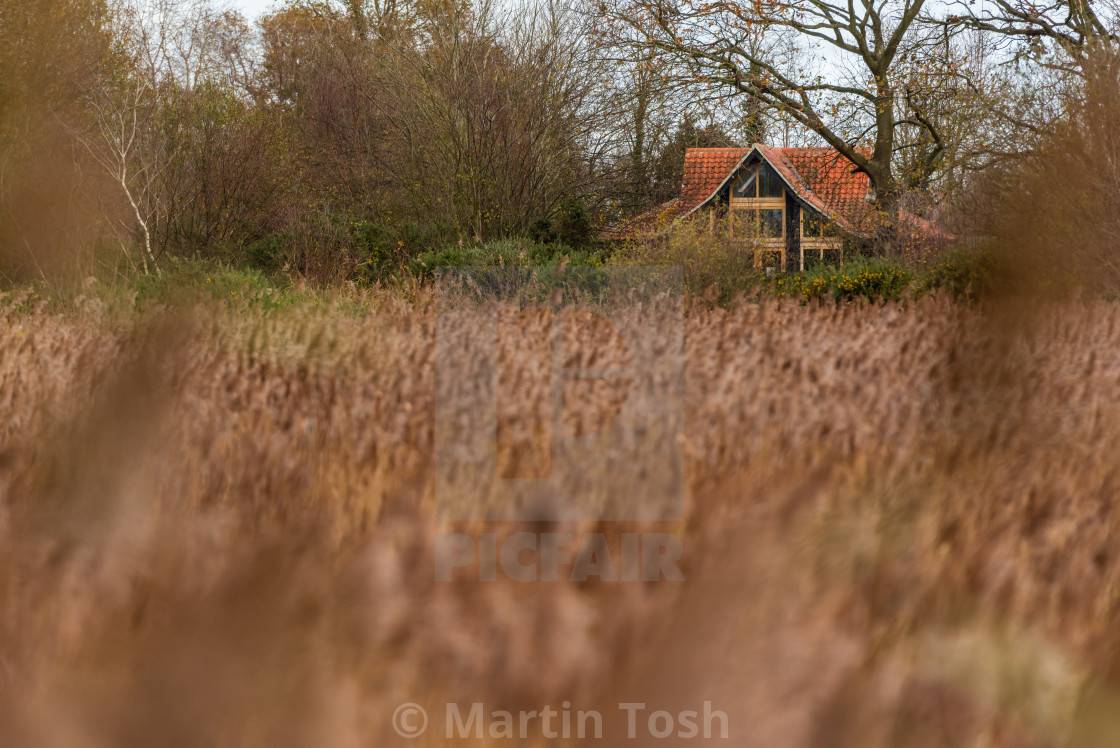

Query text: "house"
[644, 144, 875, 272]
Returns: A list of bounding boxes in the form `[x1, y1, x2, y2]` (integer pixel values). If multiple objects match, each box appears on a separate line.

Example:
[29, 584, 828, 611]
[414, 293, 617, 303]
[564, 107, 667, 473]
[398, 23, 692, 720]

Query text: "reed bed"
[2, 288, 1120, 747]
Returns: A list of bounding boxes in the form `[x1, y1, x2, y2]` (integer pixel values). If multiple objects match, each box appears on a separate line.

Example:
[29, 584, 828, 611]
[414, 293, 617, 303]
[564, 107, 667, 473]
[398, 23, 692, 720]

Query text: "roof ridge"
[684, 144, 859, 151]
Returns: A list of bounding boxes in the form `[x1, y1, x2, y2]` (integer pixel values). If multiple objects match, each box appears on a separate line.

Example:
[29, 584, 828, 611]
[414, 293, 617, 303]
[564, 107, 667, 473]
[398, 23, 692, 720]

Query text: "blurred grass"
[2, 271, 1120, 747]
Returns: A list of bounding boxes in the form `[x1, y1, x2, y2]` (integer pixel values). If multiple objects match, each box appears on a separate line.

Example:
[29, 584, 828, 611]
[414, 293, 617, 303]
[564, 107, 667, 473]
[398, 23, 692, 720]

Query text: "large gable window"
[732, 167, 756, 199]
[733, 162, 784, 199]
[730, 161, 786, 242]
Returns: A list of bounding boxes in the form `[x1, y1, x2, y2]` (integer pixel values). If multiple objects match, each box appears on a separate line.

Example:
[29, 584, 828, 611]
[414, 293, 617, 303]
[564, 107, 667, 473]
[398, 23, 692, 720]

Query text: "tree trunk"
[631, 74, 650, 210]
[871, 80, 898, 211]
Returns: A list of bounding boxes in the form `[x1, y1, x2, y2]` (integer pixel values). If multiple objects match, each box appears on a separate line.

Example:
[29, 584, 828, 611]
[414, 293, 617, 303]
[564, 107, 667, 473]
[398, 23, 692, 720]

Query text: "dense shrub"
[411, 239, 605, 277]
[620, 222, 1001, 305]
[614, 221, 762, 304]
[528, 216, 558, 245]
[527, 198, 596, 250]
[913, 248, 995, 301]
[241, 216, 459, 282]
[554, 198, 593, 249]
[140, 257, 312, 306]
[778, 257, 913, 303]
[246, 233, 291, 273]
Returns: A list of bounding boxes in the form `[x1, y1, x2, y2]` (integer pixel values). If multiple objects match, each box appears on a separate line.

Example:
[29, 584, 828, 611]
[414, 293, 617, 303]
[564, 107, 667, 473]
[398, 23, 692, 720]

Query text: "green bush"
[528, 216, 557, 245]
[406, 239, 612, 304]
[246, 233, 291, 273]
[350, 220, 397, 269]
[411, 239, 606, 277]
[614, 222, 1002, 306]
[554, 198, 593, 249]
[131, 256, 316, 310]
[528, 199, 594, 249]
[777, 257, 913, 303]
[245, 214, 462, 281]
[396, 220, 458, 255]
[350, 218, 457, 275]
[913, 248, 994, 301]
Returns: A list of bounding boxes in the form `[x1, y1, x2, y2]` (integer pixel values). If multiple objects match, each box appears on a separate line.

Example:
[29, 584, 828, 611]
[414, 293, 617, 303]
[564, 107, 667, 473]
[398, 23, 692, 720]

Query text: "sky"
[228, 0, 279, 20]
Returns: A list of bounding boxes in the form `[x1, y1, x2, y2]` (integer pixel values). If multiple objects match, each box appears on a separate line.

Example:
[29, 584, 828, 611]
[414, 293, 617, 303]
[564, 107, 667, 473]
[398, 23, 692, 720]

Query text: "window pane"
[760, 208, 783, 238]
[732, 166, 756, 198]
[803, 211, 823, 237]
[759, 163, 784, 197]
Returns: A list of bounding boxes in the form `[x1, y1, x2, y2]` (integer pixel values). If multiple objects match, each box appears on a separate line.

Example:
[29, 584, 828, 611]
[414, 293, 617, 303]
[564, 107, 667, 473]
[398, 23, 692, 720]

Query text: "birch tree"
[77, 75, 163, 273]
[74, 0, 261, 272]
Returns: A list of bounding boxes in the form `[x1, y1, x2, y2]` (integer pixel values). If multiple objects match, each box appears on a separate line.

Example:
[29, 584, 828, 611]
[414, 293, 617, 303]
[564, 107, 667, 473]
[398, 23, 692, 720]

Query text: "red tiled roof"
[763, 146, 871, 224]
[620, 143, 954, 244]
[679, 148, 750, 213]
[676, 144, 872, 228]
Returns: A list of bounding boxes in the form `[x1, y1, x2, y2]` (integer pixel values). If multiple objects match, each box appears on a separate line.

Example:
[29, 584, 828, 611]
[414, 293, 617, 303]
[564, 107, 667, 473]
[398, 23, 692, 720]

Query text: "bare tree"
[74, 76, 163, 273]
[70, 0, 277, 272]
[364, 0, 611, 235]
[943, 0, 1119, 74]
[594, 0, 958, 221]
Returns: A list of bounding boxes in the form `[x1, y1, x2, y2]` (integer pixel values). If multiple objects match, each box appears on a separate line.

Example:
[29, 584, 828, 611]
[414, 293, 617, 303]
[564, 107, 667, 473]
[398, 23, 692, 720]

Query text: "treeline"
[1, 0, 1119, 285]
[0, 0, 742, 282]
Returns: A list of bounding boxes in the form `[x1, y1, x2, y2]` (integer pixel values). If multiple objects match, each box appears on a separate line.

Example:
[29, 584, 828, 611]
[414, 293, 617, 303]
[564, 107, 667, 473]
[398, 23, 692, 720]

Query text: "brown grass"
[2, 287, 1120, 746]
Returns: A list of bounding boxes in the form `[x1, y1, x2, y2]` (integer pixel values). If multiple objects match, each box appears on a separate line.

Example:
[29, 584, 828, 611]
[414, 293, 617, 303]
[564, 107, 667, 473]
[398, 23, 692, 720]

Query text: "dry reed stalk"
[1, 290, 1120, 746]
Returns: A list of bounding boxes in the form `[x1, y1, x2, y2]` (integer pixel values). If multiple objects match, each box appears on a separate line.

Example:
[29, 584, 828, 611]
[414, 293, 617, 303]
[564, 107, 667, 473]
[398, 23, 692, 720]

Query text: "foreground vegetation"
[2, 281, 1120, 746]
